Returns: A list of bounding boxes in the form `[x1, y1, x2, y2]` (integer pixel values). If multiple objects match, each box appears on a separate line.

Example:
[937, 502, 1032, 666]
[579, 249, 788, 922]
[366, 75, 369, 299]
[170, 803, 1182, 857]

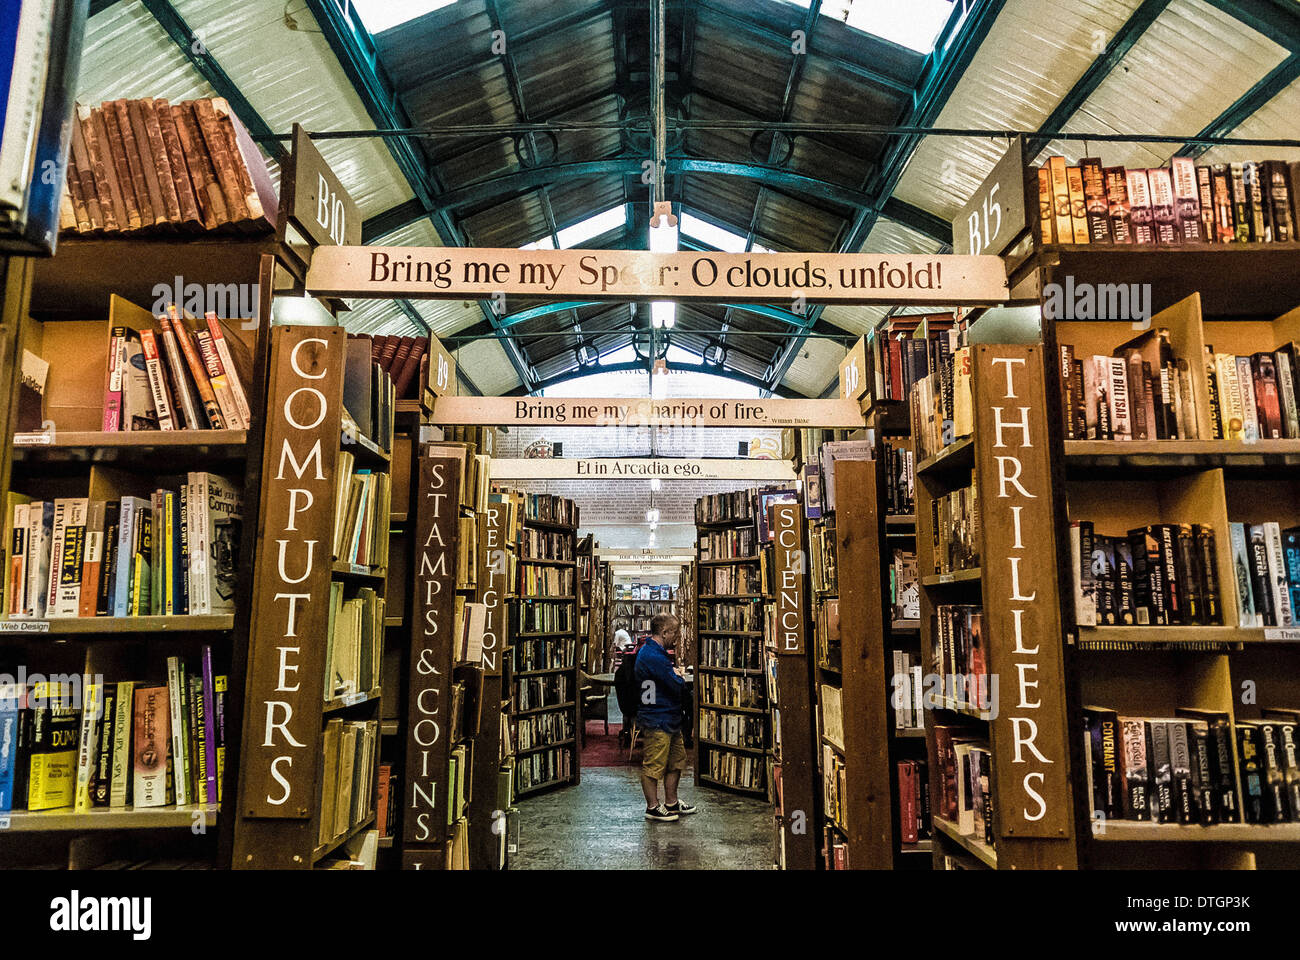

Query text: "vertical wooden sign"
[401, 455, 461, 869]
[839, 336, 868, 401]
[771, 502, 817, 869]
[469, 504, 506, 868]
[236, 326, 343, 822]
[972, 344, 1073, 842]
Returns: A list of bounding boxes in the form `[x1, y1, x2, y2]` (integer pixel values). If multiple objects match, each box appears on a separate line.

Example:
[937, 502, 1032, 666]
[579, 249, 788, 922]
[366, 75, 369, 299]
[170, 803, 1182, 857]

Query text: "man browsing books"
[634, 614, 697, 822]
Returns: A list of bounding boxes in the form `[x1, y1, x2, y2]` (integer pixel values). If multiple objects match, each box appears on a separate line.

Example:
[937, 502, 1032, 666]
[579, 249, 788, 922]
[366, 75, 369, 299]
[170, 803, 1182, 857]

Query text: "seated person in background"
[614, 648, 639, 748]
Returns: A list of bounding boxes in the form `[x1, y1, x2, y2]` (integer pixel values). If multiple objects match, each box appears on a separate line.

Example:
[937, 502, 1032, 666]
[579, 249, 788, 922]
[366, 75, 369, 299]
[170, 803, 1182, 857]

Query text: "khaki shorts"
[641, 729, 687, 780]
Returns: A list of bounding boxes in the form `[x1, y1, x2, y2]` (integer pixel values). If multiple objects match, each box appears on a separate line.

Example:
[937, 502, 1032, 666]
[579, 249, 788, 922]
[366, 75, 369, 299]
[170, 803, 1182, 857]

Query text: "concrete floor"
[511, 766, 776, 870]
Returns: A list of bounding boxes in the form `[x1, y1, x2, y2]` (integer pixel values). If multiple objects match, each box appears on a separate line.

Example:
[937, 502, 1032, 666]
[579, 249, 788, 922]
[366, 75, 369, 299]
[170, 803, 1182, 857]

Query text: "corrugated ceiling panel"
[79, 2, 216, 102]
[454, 337, 522, 396]
[821, 216, 946, 333]
[781, 336, 846, 398]
[893, 0, 1147, 221]
[820, 303, 890, 334]
[1038, 0, 1290, 169]
[170, 0, 417, 219]
[339, 298, 425, 338]
[1198, 74, 1300, 166]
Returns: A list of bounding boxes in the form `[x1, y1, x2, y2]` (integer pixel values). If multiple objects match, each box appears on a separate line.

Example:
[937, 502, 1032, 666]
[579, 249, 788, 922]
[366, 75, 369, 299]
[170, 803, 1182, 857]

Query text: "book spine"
[196, 330, 239, 427]
[1107, 356, 1132, 439]
[79, 106, 118, 232]
[132, 685, 168, 808]
[1104, 166, 1133, 243]
[1230, 163, 1252, 242]
[1170, 157, 1204, 242]
[1037, 167, 1054, 243]
[1251, 353, 1283, 439]
[1150, 721, 1173, 822]
[1196, 166, 1216, 243]
[1126, 169, 1155, 244]
[1230, 522, 1258, 627]
[1245, 162, 1267, 241]
[166, 658, 188, 805]
[1066, 165, 1089, 243]
[1080, 158, 1112, 243]
[1119, 718, 1150, 820]
[1267, 161, 1295, 242]
[103, 326, 124, 432]
[1204, 347, 1224, 439]
[1193, 525, 1221, 625]
[201, 646, 218, 803]
[113, 99, 154, 226]
[206, 315, 250, 429]
[1275, 350, 1300, 439]
[1284, 528, 1300, 626]
[1147, 167, 1179, 244]
[1175, 523, 1203, 625]
[169, 308, 226, 429]
[138, 329, 175, 430]
[1236, 355, 1259, 440]
[1211, 165, 1236, 242]
[92, 689, 114, 807]
[153, 97, 203, 229]
[1248, 525, 1276, 626]
[1264, 522, 1294, 627]
[1236, 724, 1263, 823]
[1050, 157, 1074, 246]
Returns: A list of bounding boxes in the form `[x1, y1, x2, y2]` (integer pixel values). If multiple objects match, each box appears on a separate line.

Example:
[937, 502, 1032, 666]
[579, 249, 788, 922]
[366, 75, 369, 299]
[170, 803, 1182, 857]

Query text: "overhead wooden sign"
[427, 333, 456, 398]
[402, 455, 461, 868]
[953, 136, 1028, 257]
[972, 343, 1073, 841]
[237, 326, 343, 820]
[489, 457, 796, 481]
[476, 504, 506, 676]
[433, 396, 863, 428]
[306, 246, 1009, 305]
[772, 502, 806, 656]
[839, 337, 868, 401]
[283, 125, 361, 249]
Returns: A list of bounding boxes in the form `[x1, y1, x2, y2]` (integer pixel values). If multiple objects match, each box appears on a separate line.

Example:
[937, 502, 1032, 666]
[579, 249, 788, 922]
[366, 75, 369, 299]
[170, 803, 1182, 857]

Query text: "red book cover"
[1252, 353, 1284, 439]
[378, 335, 401, 371]
[393, 339, 427, 400]
[387, 337, 414, 381]
[933, 725, 960, 821]
[376, 764, 391, 837]
[898, 760, 919, 843]
[888, 338, 904, 401]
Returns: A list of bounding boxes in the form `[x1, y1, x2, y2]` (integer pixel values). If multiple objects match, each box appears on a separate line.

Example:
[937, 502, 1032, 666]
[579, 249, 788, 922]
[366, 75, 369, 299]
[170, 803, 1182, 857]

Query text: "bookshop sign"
[973, 344, 1072, 840]
[489, 457, 796, 481]
[306, 247, 1009, 305]
[772, 502, 806, 656]
[240, 327, 344, 819]
[477, 503, 506, 676]
[434, 396, 863, 428]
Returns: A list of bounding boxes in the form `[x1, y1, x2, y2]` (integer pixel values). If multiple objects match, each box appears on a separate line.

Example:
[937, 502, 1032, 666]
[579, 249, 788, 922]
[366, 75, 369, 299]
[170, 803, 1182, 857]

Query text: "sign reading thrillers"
[434, 396, 863, 429]
[403, 456, 461, 868]
[477, 502, 506, 676]
[772, 502, 806, 656]
[973, 344, 1072, 840]
[306, 247, 1009, 305]
[239, 327, 343, 819]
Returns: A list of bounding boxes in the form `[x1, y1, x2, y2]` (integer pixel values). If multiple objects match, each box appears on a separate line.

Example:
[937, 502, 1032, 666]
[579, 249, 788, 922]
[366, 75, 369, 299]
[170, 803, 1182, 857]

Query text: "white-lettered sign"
[489, 457, 797, 481]
[434, 396, 863, 428]
[839, 337, 868, 401]
[306, 246, 1009, 305]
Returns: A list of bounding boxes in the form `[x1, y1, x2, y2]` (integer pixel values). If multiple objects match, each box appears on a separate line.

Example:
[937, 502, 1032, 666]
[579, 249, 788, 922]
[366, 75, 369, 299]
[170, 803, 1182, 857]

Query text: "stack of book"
[808, 523, 837, 594]
[700, 635, 761, 670]
[698, 674, 764, 710]
[0, 649, 226, 819]
[318, 718, 379, 846]
[929, 479, 980, 575]
[352, 334, 431, 402]
[703, 564, 762, 594]
[883, 436, 915, 516]
[934, 726, 994, 845]
[522, 494, 578, 526]
[1071, 522, 1222, 627]
[60, 98, 276, 236]
[1037, 156, 1296, 246]
[897, 758, 931, 844]
[515, 745, 572, 792]
[519, 602, 573, 634]
[929, 605, 988, 709]
[891, 548, 919, 622]
[1082, 706, 1300, 826]
[1229, 521, 1300, 628]
[696, 490, 755, 523]
[519, 567, 574, 596]
[6, 476, 242, 620]
[331, 456, 392, 570]
[909, 346, 973, 463]
[705, 750, 764, 791]
[891, 650, 925, 729]
[323, 584, 384, 700]
[104, 310, 253, 432]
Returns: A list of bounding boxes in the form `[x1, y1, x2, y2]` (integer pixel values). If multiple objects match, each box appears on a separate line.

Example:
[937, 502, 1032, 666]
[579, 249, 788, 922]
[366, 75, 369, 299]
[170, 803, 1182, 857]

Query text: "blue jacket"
[633, 640, 686, 733]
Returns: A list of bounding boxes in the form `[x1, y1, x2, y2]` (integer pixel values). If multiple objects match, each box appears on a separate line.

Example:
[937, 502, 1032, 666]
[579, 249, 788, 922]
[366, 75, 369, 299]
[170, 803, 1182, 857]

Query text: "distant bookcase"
[694, 491, 769, 799]
[509, 495, 581, 797]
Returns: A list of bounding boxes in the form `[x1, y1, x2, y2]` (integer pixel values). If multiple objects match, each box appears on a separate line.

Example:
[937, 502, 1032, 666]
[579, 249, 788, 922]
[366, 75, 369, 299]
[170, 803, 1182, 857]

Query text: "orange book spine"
[168, 307, 226, 429]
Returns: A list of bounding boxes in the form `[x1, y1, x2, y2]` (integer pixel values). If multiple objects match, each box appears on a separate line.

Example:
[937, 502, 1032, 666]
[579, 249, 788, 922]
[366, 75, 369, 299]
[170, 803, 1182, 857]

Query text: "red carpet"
[581, 720, 636, 767]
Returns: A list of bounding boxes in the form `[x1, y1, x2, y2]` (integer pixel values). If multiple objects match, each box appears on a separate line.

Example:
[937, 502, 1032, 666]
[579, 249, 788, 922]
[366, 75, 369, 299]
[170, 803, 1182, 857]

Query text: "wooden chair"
[580, 673, 610, 740]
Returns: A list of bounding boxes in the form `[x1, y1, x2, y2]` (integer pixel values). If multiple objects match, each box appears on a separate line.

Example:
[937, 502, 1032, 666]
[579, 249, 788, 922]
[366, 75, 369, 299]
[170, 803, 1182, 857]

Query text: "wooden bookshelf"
[508, 496, 581, 798]
[694, 493, 771, 803]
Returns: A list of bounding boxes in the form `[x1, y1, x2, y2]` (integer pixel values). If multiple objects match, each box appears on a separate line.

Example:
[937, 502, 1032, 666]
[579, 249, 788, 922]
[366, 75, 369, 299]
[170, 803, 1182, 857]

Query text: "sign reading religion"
[306, 247, 1009, 305]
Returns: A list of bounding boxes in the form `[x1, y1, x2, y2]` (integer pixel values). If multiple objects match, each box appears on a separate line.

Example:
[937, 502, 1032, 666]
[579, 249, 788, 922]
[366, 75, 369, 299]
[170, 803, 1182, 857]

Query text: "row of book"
[702, 746, 765, 791]
[910, 347, 974, 463]
[7, 476, 241, 620]
[331, 456, 392, 570]
[104, 311, 252, 432]
[512, 711, 574, 752]
[520, 527, 574, 562]
[822, 744, 847, 828]
[808, 522, 837, 595]
[699, 708, 766, 749]
[890, 650, 926, 730]
[445, 743, 469, 828]
[700, 601, 761, 633]
[1060, 329, 1199, 441]
[60, 98, 275, 236]
[934, 728, 994, 846]
[897, 759, 932, 844]
[1072, 522, 1224, 627]
[514, 674, 572, 712]
[928, 605, 989, 711]
[318, 719, 378, 847]
[0, 652, 226, 818]
[698, 527, 757, 562]
[929, 478, 980, 576]
[891, 548, 920, 622]
[861, 314, 961, 406]
[1038, 156, 1296, 247]
[612, 600, 676, 617]
[815, 597, 841, 672]
[513, 637, 575, 672]
[515, 745, 573, 792]
[699, 675, 764, 711]
[519, 601, 573, 635]
[1083, 706, 1300, 825]
[519, 567, 574, 597]
[323, 584, 384, 701]
[700, 635, 763, 671]
[352, 334, 431, 402]
[696, 490, 756, 524]
[818, 440, 872, 515]
[701, 564, 762, 595]
[612, 583, 676, 600]
[1207, 347, 1300, 441]
[883, 436, 915, 517]
[522, 494, 578, 527]
[1230, 522, 1299, 628]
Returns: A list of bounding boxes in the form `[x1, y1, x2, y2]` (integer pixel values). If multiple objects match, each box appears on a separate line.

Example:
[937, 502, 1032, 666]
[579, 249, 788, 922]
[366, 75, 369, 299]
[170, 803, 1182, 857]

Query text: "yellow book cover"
[26, 681, 79, 811]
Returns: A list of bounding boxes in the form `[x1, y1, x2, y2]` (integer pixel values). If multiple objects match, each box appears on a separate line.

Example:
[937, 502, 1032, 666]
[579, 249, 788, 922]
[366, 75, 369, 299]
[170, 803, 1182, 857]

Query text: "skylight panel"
[350, 0, 458, 34]
[680, 212, 749, 253]
[556, 206, 627, 248]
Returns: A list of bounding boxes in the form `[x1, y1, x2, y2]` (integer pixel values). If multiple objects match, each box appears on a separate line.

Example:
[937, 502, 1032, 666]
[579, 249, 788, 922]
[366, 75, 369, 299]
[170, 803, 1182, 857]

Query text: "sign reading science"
[434, 396, 863, 428]
[307, 247, 1009, 305]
